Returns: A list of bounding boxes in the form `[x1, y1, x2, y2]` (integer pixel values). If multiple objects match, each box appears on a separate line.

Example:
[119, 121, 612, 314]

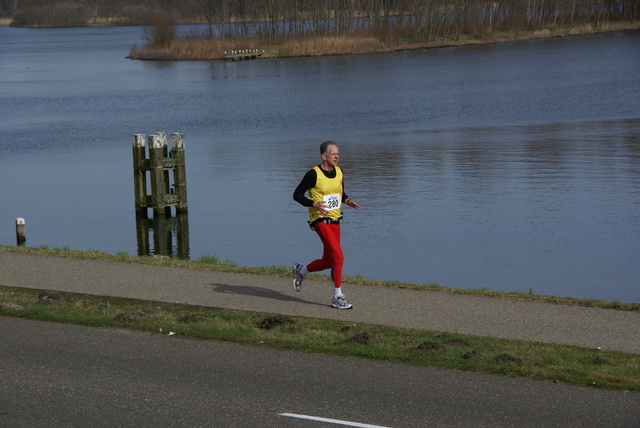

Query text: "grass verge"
[1, 284, 638, 392]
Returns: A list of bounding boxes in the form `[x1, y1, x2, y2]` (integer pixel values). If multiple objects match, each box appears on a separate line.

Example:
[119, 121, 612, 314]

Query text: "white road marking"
[279, 413, 391, 427]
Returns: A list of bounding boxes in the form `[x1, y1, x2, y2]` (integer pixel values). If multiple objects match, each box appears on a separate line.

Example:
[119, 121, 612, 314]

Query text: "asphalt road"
[1, 252, 639, 427]
[2, 317, 639, 428]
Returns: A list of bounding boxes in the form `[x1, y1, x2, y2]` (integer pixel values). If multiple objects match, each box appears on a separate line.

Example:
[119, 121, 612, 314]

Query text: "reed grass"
[278, 35, 386, 57]
[129, 34, 386, 60]
[129, 37, 264, 60]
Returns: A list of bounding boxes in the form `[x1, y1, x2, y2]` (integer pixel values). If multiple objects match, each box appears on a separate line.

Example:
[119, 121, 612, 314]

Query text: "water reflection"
[135, 214, 190, 259]
[1, 26, 638, 301]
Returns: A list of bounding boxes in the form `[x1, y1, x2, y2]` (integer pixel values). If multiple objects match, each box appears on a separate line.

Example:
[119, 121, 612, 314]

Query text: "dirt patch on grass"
[179, 314, 206, 323]
[444, 338, 469, 347]
[256, 315, 296, 330]
[417, 341, 445, 351]
[114, 308, 153, 322]
[37, 291, 73, 306]
[346, 332, 372, 345]
[463, 350, 484, 360]
[494, 353, 524, 366]
[0, 302, 24, 311]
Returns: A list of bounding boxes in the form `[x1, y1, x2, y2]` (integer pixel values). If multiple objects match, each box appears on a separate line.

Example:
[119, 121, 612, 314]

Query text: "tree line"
[3, 0, 639, 42]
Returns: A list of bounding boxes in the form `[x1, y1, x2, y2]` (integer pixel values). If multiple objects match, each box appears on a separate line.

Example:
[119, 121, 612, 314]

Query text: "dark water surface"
[1, 26, 639, 302]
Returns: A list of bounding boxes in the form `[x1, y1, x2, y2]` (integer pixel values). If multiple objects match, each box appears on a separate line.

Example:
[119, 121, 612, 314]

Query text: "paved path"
[1, 252, 638, 353]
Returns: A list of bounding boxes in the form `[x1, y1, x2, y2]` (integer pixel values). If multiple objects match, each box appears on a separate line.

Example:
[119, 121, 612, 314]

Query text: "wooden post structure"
[132, 134, 147, 216]
[132, 132, 190, 258]
[171, 133, 188, 214]
[16, 218, 26, 247]
[148, 132, 171, 217]
[132, 132, 188, 218]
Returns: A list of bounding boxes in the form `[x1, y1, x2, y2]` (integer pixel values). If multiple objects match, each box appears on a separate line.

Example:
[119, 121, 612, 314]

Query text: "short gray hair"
[320, 141, 337, 155]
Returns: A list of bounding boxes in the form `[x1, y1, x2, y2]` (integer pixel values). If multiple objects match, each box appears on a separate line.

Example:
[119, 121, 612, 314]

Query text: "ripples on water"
[0, 26, 639, 302]
[342, 120, 639, 301]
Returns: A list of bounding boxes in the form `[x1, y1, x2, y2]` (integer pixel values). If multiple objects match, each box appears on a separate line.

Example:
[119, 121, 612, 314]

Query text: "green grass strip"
[1, 285, 638, 392]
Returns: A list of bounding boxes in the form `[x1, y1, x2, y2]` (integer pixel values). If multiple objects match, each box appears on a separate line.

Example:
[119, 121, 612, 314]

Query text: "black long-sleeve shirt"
[293, 165, 349, 207]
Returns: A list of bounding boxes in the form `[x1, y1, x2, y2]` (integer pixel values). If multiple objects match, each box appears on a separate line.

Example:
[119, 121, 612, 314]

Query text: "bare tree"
[189, 0, 226, 39]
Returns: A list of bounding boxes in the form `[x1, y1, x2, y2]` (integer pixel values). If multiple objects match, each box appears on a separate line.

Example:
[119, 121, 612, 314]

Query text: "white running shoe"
[292, 263, 305, 292]
[331, 295, 353, 309]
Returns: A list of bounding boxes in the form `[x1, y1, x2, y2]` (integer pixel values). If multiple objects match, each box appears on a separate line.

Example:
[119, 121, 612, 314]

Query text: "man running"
[292, 141, 360, 309]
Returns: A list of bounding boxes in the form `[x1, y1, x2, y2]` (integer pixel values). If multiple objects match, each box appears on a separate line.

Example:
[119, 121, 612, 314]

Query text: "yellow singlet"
[308, 165, 343, 223]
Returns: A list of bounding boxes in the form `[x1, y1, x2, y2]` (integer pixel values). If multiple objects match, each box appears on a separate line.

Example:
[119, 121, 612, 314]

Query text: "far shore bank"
[382, 21, 640, 51]
[127, 21, 640, 60]
[2, 18, 638, 60]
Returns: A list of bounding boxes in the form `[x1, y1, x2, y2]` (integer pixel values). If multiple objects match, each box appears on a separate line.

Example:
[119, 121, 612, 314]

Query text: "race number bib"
[323, 194, 341, 211]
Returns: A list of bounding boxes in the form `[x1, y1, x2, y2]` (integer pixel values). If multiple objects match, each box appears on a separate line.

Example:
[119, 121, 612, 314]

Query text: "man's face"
[323, 145, 339, 167]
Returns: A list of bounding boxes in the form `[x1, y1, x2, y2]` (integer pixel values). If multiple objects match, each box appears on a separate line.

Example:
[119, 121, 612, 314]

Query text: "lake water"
[1, 26, 639, 302]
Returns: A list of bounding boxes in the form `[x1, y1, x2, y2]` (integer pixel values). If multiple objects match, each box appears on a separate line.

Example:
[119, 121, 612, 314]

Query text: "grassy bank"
[128, 21, 640, 60]
[1, 284, 638, 392]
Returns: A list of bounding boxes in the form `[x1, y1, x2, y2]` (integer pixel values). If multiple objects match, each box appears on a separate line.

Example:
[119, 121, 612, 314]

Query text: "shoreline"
[128, 21, 640, 60]
[3, 18, 637, 59]
[382, 22, 640, 53]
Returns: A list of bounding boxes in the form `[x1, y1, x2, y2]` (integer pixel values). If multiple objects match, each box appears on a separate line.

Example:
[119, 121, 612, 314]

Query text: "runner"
[292, 141, 360, 309]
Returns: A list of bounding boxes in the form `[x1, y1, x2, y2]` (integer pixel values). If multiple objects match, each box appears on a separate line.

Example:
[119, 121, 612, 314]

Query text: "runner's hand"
[345, 198, 360, 210]
[313, 201, 331, 217]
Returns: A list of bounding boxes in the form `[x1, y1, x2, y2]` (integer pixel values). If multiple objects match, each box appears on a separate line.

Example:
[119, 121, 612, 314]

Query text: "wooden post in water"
[170, 133, 188, 214]
[148, 132, 171, 217]
[15, 218, 26, 247]
[175, 212, 190, 259]
[132, 134, 148, 217]
[152, 215, 170, 257]
[132, 132, 188, 217]
[132, 132, 190, 258]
